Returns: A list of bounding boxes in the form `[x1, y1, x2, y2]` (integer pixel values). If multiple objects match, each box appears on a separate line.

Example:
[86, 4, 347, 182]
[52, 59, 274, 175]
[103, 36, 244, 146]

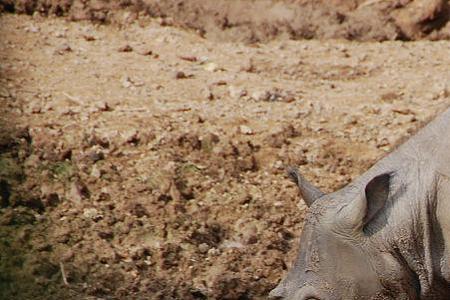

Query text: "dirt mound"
[2, 0, 450, 42]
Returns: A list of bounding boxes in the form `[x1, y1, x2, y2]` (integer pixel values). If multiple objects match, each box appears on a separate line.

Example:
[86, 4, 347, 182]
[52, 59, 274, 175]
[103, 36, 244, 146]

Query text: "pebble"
[201, 87, 214, 100]
[251, 89, 270, 101]
[203, 62, 219, 72]
[118, 44, 133, 52]
[55, 43, 72, 55]
[83, 208, 100, 219]
[239, 125, 253, 135]
[69, 181, 89, 203]
[121, 76, 133, 88]
[121, 129, 140, 144]
[198, 243, 210, 254]
[228, 86, 247, 99]
[91, 165, 101, 179]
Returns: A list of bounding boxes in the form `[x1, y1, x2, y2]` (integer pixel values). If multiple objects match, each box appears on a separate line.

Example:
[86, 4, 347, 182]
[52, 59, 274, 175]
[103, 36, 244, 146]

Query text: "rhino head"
[269, 168, 419, 300]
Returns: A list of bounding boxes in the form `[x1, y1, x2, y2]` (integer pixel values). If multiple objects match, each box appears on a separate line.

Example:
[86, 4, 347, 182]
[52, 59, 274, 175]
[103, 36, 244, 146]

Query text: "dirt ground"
[1, 2, 450, 300]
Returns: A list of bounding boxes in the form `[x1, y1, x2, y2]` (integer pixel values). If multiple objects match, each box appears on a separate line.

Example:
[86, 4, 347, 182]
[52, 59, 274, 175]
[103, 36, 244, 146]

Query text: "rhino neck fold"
[383, 168, 450, 298]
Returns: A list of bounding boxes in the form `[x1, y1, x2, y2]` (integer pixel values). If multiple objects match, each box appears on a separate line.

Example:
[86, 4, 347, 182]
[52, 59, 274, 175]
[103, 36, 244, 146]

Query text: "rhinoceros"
[269, 108, 450, 299]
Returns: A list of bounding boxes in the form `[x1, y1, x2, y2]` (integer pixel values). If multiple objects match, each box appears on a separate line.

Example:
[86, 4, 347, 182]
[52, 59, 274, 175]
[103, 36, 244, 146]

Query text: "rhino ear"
[342, 173, 391, 231]
[287, 167, 324, 207]
[363, 173, 391, 225]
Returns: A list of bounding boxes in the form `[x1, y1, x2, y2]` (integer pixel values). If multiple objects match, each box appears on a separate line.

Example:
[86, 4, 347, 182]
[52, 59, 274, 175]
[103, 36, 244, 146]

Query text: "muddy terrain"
[1, 1, 450, 299]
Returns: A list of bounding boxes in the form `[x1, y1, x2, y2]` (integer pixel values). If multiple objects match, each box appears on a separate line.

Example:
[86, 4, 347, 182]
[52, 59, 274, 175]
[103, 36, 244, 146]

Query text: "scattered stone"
[40, 184, 61, 207]
[55, 43, 72, 55]
[118, 44, 133, 52]
[90, 164, 102, 179]
[0, 87, 10, 98]
[138, 48, 153, 56]
[175, 71, 191, 79]
[98, 229, 113, 239]
[54, 31, 67, 38]
[251, 88, 295, 102]
[69, 181, 90, 203]
[86, 148, 105, 162]
[61, 249, 74, 262]
[203, 62, 219, 72]
[201, 87, 214, 100]
[25, 25, 40, 33]
[83, 207, 100, 219]
[179, 55, 197, 62]
[121, 129, 140, 145]
[207, 247, 221, 256]
[83, 34, 96, 41]
[93, 101, 113, 112]
[274, 201, 283, 208]
[221, 240, 244, 249]
[239, 125, 253, 135]
[198, 243, 210, 254]
[121, 76, 133, 88]
[242, 224, 258, 244]
[27, 102, 42, 114]
[228, 86, 247, 99]
[251, 89, 270, 101]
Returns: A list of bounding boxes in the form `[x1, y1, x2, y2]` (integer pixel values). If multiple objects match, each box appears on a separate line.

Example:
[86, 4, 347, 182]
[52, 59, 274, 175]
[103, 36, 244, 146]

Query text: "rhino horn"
[287, 167, 324, 207]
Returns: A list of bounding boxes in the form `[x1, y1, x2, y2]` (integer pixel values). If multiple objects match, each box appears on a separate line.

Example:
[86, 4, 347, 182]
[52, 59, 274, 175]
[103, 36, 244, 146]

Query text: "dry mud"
[1, 6, 450, 300]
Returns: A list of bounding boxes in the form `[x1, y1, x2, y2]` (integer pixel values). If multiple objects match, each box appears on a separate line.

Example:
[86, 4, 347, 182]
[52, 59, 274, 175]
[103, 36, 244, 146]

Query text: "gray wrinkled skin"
[270, 108, 450, 299]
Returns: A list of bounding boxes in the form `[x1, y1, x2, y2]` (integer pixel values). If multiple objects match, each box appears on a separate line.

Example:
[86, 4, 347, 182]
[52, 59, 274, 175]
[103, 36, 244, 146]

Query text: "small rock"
[83, 208, 100, 219]
[179, 55, 197, 62]
[121, 76, 133, 88]
[239, 125, 253, 135]
[61, 249, 74, 262]
[175, 71, 189, 79]
[221, 240, 244, 249]
[27, 103, 42, 114]
[274, 201, 283, 208]
[0, 87, 10, 98]
[240, 59, 255, 72]
[203, 62, 219, 72]
[207, 247, 221, 256]
[121, 129, 140, 144]
[83, 34, 96, 41]
[228, 86, 247, 99]
[118, 44, 133, 52]
[273, 160, 283, 170]
[93, 101, 112, 112]
[201, 87, 214, 100]
[55, 43, 72, 55]
[40, 184, 60, 207]
[198, 243, 210, 254]
[98, 229, 113, 239]
[69, 181, 90, 203]
[54, 31, 67, 38]
[25, 25, 40, 33]
[86, 149, 105, 162]
[90, 165, 101, 179]
[251, 89, 271, 101]
[138, 48, 153, 56]
[242, 224, 258, 245]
